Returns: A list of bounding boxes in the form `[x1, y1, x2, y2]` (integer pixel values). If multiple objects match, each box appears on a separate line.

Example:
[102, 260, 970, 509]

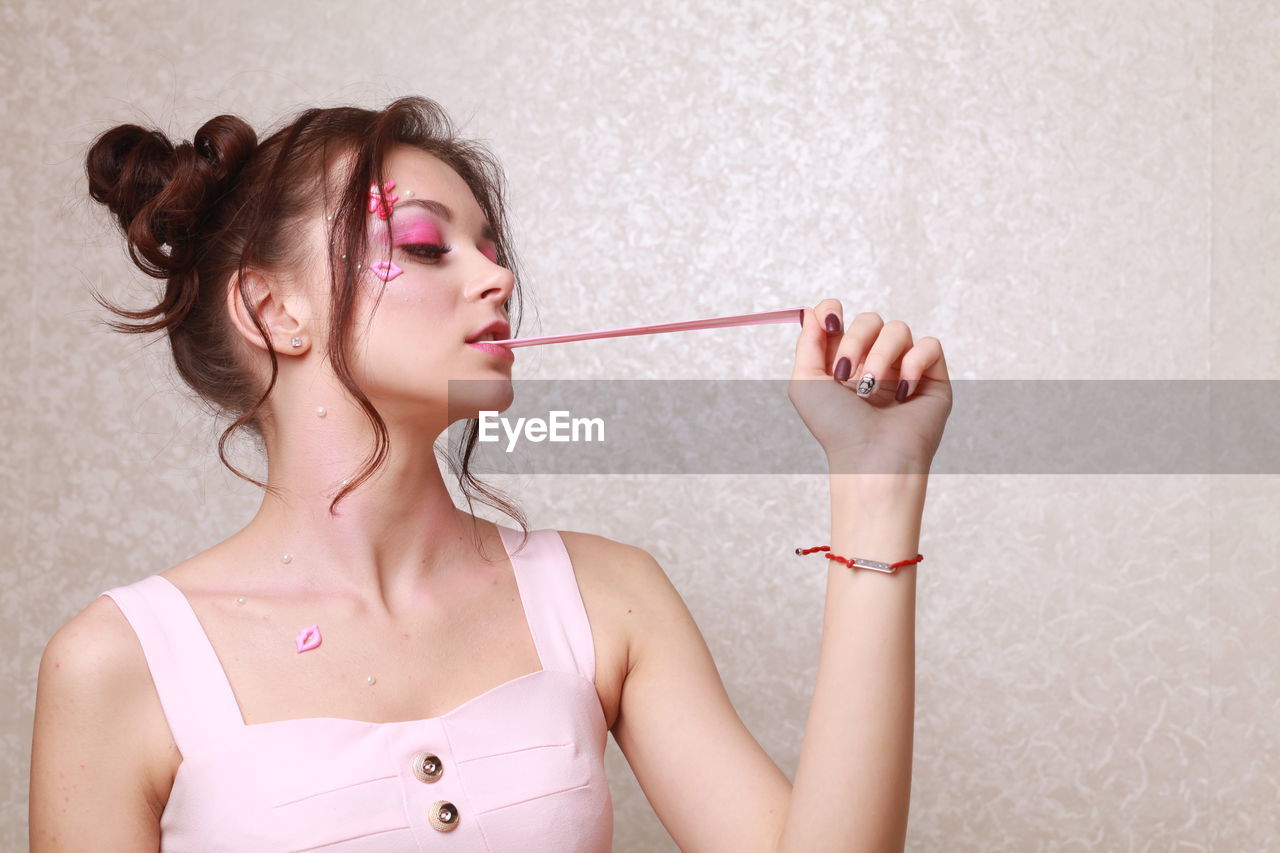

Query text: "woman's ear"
[225, 268, 315, 356]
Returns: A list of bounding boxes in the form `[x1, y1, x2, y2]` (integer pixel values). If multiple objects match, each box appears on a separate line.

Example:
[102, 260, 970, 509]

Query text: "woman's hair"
[84, 95, 529, 543]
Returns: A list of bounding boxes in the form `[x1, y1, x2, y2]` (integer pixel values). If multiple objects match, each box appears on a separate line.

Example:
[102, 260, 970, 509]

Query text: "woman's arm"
[612, 303, 946, 851]
[774, 472, 927, 853]
[30, 597, 164, 851]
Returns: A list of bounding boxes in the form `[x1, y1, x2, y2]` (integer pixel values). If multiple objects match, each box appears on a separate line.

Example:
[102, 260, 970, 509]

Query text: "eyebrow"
[397, 198, 497, 242]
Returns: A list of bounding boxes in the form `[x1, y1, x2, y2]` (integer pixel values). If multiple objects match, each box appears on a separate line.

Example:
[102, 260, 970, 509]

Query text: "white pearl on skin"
[342, 479, 350, 486]
[281, 554, 292, 564]
[367, 675, 377, 685]
[316, 407, 327, 417]
[403, 189, 414, 197]
[236, 596, 246, 605]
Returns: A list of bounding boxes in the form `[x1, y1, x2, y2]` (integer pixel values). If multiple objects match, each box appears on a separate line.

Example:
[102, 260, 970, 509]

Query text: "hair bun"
[86, 115, 258, 278]
[191, 114, 258, 189]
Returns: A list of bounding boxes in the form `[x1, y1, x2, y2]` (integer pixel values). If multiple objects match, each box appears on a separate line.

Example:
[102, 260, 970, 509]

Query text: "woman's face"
[320, 145, 516, 427]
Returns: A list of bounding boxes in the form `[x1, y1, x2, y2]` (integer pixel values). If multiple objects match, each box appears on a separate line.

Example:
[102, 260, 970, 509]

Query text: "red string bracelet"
[795, 545, 924, 574]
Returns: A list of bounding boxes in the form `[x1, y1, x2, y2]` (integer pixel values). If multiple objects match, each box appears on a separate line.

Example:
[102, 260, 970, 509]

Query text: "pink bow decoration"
[368, 180, 399, 219]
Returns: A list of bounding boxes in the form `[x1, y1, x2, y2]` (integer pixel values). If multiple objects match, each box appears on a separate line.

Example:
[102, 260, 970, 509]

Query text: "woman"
[30, 96, 952, 851]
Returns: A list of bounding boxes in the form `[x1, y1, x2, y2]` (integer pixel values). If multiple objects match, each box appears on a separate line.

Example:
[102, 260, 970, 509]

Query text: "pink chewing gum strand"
[488, 307, 807, 348]
[369, 259, 403, 281]
[295, 625, 322, 653]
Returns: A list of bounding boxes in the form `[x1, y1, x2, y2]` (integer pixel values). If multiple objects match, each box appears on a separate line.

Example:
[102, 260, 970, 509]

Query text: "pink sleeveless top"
[99, 526, 614, 852]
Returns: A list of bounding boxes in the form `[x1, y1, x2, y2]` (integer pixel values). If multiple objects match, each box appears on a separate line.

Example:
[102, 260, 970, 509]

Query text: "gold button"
[411, 751, 444, 783]
[428, 800, 460, 832]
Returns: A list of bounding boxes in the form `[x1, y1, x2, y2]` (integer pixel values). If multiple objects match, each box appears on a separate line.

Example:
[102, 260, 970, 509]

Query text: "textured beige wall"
[5, 1, 1278, 850]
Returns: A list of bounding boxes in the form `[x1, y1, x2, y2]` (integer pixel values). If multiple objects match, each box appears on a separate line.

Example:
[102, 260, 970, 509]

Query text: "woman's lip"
[466, 341, 515, 361]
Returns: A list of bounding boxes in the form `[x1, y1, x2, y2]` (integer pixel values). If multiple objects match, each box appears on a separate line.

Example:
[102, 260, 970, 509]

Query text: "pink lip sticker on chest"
[295, 624, 323, 653]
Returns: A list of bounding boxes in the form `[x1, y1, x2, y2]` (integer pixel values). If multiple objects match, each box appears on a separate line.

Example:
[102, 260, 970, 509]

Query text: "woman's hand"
[787, 300, 953, 476]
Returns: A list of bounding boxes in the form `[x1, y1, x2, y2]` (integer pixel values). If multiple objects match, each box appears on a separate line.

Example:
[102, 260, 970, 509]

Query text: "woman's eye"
[400, 243, 452, 261]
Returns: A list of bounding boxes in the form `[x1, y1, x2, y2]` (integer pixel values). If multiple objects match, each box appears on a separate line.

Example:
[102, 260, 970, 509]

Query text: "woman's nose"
[471, 255, 514, 302]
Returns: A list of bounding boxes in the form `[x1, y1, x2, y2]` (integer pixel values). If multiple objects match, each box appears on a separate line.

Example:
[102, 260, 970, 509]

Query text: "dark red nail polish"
[895, 379, 909, 402]
[824, 312, 842, 333]
[834, 356, 851, 382]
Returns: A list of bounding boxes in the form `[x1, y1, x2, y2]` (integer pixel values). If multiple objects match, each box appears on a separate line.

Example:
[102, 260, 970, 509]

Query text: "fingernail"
[856, 373, 876, 397]
[834, 356, 851, 382]
[895, 379, 910, 402]
[824, 312, 842, 333]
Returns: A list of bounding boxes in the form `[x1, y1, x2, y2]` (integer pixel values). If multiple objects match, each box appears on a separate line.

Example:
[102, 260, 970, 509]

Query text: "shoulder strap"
[498, 526, 597, 683]
[98, 575, 244, 754]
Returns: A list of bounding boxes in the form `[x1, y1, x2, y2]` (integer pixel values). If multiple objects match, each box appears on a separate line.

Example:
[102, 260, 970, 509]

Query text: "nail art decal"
[856, 373, 877, 397]
[368, 180, 399, 219]
[368, 259, 403, 282]
[295, 624, 322, 653]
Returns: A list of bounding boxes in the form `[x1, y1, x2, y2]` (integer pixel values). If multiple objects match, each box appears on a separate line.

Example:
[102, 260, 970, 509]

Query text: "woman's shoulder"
[555, 527, 661, 584]
[50, 548, 216, 709]
[44, 590, 152, 696]
[555, 529, 675, 633]
[48, 552, 210, 710]
[37, 579, 182, 819]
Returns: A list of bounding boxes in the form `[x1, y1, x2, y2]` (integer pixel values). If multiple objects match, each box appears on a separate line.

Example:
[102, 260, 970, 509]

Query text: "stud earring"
[291, 337, 303, 348]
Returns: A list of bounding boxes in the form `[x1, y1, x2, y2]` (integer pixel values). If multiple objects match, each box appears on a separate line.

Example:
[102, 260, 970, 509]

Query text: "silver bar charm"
[847, 557, 897, 574]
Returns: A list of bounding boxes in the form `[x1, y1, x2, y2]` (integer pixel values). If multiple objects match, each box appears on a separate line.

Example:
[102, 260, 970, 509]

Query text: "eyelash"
[400, 242, 452, 261]
[400, 241, 503, 267]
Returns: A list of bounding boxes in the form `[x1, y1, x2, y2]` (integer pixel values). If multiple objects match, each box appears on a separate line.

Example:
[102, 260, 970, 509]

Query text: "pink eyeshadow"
[389, 217, 443, 245]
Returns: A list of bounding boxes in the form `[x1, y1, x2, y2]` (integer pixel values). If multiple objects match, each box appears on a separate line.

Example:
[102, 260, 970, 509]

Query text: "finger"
[898, 336, 951, 402]
[923, 337, 950, 383]
[831, 312, 885, 386]
[895, 336, 938, 400]
[793, 300, 845, 377]
[816, 299, 845, 366]
[840, 318, 912, 398]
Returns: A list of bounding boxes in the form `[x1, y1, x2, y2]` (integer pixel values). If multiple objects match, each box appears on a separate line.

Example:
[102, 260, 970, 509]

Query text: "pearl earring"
[291, 337, 303, 348]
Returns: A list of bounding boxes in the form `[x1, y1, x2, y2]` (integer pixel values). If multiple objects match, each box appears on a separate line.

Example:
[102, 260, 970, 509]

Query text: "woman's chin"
[445, 384, 514, 422]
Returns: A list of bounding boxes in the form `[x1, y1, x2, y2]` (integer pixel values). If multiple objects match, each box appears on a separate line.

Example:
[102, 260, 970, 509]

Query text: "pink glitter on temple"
[368, 180, 399, 219]
[369, 259, 403, 282]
